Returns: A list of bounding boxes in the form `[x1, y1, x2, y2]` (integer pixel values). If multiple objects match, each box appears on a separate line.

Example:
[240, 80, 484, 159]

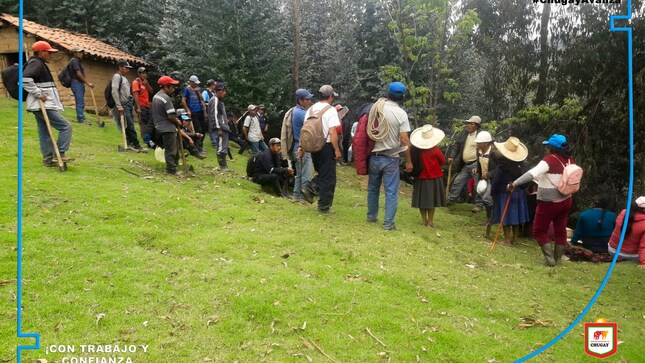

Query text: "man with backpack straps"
[111, 60, 146, 152]
[304, 85, 342, 214]
[181, 76, 207, 143]
[22, 41, 74, 167]
[201, 79, 219, 150]
[243, 105, 268, 153]
[68, 47, 94, 125]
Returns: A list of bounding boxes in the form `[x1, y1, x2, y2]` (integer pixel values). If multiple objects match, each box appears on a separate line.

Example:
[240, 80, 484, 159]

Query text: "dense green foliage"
[4, 0, 644, 204]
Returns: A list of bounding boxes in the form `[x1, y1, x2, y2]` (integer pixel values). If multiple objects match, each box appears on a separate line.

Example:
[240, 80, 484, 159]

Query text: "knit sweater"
[513, 154, 572, 202]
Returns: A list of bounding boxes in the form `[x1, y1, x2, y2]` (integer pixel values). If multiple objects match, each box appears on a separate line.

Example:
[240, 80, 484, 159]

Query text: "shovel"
[177, 131, 194, 173]
[88, 87, 104, 127]
[117, 112, 129, 152]
[38, 99, 67, 172]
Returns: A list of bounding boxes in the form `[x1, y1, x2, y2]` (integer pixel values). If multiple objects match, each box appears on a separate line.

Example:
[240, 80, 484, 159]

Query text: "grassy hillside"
[0, 98, 642, 362]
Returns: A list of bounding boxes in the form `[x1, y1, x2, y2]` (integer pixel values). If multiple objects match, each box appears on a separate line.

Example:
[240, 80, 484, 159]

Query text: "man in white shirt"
[366, 82, 412, 230]
[303, 85, 342, 214]
[243, 105, 268, 153]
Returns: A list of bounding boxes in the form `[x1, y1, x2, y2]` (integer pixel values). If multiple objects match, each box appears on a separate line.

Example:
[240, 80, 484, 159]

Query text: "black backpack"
[246, 151, 262, 178]
[1, 60, 33, 101]
[104, 75, 123, 109]
[57, 60, 73, 88]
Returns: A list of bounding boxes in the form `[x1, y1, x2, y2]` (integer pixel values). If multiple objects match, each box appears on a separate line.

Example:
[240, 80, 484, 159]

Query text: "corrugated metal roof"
[0, 13, 149, 66]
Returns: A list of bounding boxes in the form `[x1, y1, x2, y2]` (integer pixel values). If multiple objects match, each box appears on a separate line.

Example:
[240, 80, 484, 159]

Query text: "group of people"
[23, 41, 643, 268]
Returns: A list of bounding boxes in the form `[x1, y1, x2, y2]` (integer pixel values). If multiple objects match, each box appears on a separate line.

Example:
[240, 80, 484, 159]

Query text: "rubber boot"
[217, 154, 233, 172]
[540, 243, 556, 267]
[554, 244, 565, 264]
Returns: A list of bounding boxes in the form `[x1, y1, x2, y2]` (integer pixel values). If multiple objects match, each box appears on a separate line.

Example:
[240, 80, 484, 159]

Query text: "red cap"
[158, 76, 179, 86]
[32, 41, 59, 53]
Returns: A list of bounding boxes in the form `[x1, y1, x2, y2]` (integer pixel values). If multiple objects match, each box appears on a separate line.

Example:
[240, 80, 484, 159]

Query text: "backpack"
[300, 104, 333, 153]
[104, 75, 123, 109]
[1, 60, 33, 101]
[246, 151, 262, 178]
[549, 156, 583, 195]
[57, 60, 73, 88]
[351, 103, 375, 175]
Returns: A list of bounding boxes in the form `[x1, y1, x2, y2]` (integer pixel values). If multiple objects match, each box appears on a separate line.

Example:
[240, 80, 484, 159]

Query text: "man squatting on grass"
[252, 138, 294, 198]
[22, 41, 74, 167]
[151, 76, 182, 174]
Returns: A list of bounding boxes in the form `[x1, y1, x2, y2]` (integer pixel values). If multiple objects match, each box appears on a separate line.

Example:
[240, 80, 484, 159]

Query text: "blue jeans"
[292, 142, 313, 200]
[33, 109, 73, 159]
[112, 102, 141, 148]
[367, 156, 400, 229]
[70, 79, 85, 122]
[448, 161, 490, 207]
[250, 140, 268, 153]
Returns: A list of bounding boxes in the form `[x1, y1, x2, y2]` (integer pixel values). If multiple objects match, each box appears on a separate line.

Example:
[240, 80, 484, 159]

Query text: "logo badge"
[584, 322, 618, 358]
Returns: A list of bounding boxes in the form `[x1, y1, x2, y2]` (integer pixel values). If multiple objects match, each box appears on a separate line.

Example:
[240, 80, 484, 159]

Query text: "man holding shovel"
[111, 60, 146, 152]
[22, 41, 74, 168]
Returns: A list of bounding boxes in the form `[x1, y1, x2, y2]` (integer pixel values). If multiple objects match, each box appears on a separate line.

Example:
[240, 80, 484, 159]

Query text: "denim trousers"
[311, 143, 336, 210]
[250, 140, 268, 153]
[292, 142, 313, 200]
[113, 102, 141, 148]
[367, 155, 400, 229]
[33, 109, 73, 159]
[448, 161, 490, 207]
[70, 79, 85, 122]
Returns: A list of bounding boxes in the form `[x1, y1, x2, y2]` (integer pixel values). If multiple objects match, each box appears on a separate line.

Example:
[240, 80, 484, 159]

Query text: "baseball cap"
[116, 60, 133, 69]
[542, 134, 567, 148]
[137, 67, 147, 74]
[247, 104, 258, 111]
[319, 85, 338, 98]
[295, 88, 314, 100]
[269, 137, 281, 145]
[71, 46, 84, 53]
[32, 41, 59, 53]
[206, 79, 215, 86]
[215, 82, 227, 91]
[188, 75, 200, 84]
[388, 82, 406, 95]
[259, 104, 266, 109]
[158, 75, 179, 86]
[465, 115, 482, 124]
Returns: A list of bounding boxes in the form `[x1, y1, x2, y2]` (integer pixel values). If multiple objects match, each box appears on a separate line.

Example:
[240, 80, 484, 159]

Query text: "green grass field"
[0, 98, 642, 362]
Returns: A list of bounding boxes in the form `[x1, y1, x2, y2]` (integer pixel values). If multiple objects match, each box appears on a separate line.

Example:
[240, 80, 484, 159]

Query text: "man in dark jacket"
[252, 138, 294, 198]
[446, 115, 484, 206]
[22, 41, 74, 167]
[69, 47, 94, 125]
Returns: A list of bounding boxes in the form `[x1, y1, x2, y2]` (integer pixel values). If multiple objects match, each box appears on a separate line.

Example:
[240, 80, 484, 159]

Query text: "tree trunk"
[292, 0, 301, 90]
[535, 3, 551, 105]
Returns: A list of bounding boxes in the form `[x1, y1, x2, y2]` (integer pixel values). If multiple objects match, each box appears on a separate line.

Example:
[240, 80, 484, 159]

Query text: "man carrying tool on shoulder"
[22, 41, 74, 167]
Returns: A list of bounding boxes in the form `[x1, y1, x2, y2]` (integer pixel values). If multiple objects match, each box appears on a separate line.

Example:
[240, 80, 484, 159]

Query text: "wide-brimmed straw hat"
[410, 125, 445, 150]
[494, 137, 528, 162]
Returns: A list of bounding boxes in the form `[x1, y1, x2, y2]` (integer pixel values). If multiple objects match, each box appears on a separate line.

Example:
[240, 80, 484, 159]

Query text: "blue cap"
[542, 134, 566, 148]
[388, 82, 406, 95]
[295, 88, 314, 100]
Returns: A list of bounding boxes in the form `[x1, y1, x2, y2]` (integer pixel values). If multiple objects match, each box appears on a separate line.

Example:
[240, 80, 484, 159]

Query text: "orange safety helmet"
[32, 41, 59, 53]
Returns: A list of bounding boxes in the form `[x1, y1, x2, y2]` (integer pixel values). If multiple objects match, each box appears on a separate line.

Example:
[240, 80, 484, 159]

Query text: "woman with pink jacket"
[608, 197, 645, 269]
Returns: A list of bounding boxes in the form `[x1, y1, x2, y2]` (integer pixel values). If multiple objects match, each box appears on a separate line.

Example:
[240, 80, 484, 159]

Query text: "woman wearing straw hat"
[490, 137, 530, 244]
[410, 125, 446, 227]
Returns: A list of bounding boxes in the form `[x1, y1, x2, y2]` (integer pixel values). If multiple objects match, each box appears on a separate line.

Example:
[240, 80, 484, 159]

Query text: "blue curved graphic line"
[515, 1, 634, 362]
[16, 0, 42, 362]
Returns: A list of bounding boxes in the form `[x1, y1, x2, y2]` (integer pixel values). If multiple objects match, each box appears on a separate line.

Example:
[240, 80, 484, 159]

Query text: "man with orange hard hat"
[22, 41, 74, 167]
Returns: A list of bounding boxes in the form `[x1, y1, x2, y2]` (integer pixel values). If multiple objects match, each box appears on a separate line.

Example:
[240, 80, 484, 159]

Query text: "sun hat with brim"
[410, 125, 445, 150]
[494, 137, 528, 162]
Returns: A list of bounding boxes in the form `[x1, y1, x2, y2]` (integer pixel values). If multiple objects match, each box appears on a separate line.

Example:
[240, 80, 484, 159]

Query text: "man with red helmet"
[22, 41, 74, 167]
[151, 75, 182, 174]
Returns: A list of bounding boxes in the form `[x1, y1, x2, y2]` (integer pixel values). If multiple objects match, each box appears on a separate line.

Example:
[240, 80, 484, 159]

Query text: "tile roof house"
[0, 13, 150, 114]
